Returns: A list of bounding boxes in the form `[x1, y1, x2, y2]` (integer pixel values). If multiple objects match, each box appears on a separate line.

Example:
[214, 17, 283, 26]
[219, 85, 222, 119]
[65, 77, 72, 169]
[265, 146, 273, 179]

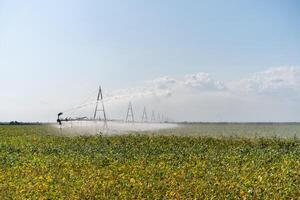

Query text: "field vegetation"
[0, 125, 299, 199]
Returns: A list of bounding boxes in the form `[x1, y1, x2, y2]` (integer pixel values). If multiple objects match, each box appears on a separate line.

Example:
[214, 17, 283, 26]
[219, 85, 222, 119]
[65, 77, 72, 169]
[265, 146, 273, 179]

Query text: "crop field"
[0, 125, 299, 199]
[157, 123, 300, 138]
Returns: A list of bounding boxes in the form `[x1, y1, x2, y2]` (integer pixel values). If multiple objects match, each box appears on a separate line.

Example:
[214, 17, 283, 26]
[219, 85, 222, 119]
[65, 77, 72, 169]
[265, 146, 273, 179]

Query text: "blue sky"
[0, 0, 300, 122]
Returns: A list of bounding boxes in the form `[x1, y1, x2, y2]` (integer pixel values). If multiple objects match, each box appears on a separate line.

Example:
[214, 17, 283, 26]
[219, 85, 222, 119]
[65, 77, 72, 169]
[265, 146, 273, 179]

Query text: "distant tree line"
[0, 121, 42, 125]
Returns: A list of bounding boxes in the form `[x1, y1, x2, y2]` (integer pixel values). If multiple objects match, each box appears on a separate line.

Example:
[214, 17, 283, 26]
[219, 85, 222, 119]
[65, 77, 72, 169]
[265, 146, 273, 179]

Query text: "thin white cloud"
[184, 72, 226, 91]
[228, 66, 300, 98]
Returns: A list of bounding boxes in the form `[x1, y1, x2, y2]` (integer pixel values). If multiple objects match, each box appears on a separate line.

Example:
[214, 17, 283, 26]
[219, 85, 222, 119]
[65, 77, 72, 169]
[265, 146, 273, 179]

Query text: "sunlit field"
[0, 125, 299, 199]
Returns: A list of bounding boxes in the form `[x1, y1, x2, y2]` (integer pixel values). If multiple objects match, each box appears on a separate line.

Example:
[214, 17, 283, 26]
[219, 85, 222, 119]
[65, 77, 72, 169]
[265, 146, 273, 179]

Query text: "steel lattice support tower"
[125, 102, 135, 123]
[141, 106, 148, 122]
[93, 86, 107, 125]
[150, 110, 156, 122]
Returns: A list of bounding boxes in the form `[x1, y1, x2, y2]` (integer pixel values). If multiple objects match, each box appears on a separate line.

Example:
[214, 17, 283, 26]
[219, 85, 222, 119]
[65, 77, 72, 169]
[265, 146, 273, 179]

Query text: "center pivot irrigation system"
[57, 85, 169, 126]
[57, 86, 107, 126]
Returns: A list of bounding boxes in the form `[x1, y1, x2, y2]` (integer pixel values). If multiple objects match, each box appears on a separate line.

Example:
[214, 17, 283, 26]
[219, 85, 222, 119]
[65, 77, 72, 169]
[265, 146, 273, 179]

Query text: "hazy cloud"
[103, 66, 300, 122]
[184, 72, 226, 91]
[228, 67, 300, 98]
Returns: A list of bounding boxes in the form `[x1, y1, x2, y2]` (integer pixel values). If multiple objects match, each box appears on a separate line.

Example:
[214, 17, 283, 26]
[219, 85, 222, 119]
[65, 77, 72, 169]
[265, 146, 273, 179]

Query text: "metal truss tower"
[125, 102, 135, 123]
[141, 106, 148, 122]
[93, 85, 107, 124]
[150, 110, 156, 122]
